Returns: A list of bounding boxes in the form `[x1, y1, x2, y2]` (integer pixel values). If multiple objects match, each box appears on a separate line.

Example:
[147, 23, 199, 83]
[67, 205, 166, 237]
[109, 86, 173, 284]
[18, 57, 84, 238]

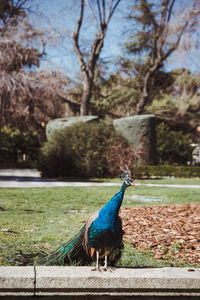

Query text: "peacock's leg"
[91, 250, 101, 271]
[102, 249, 112, 272]
[103, 254, 108, 271]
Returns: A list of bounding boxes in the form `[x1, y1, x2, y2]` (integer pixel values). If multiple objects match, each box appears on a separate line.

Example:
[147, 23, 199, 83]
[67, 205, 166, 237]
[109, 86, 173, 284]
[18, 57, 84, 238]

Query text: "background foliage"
[0, 125, 40, 167]
[0, 0, 200, 170]
[157, 122, 194, 165]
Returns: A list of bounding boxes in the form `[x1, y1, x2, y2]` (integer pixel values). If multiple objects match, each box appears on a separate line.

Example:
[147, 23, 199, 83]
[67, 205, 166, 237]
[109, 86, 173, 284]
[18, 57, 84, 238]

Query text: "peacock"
[45, 172, 134, 271]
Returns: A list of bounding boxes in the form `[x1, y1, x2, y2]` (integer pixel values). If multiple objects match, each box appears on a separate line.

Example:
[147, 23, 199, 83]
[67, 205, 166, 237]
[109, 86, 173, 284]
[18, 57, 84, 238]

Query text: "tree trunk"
[136, 71, 151, 115]
[136, 94, 149, 115]
[80, 76, 93, 116]
[136, 62, 159, 114]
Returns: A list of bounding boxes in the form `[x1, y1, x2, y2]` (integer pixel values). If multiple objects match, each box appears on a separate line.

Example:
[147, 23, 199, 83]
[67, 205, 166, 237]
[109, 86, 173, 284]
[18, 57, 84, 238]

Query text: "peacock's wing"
[83, 212, 98, 258]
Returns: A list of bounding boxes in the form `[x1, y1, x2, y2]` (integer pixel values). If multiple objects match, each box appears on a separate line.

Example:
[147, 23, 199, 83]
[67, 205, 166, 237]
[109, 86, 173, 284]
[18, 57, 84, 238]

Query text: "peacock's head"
[124, 177, 133, 187]
[121, 171, 134, 187]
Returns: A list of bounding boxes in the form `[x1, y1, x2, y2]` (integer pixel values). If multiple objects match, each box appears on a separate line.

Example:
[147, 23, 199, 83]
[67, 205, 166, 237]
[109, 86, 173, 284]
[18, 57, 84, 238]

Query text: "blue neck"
[98, 181, 127, 221]
[120, 181, 127, 194]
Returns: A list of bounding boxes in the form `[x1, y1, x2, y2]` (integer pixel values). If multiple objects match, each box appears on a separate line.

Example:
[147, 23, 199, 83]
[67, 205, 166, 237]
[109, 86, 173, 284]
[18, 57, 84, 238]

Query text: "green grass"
[0, 182, 199, 267]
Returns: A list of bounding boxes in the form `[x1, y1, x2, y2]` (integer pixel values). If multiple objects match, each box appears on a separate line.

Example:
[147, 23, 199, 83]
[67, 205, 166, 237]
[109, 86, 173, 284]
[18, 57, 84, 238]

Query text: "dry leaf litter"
[120, 203, 200, 265]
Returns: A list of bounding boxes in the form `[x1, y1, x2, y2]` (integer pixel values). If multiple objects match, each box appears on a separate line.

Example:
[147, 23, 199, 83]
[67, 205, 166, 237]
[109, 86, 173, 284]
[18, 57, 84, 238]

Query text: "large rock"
[46, 116, 99, 140]
[113, 114, 157, 164]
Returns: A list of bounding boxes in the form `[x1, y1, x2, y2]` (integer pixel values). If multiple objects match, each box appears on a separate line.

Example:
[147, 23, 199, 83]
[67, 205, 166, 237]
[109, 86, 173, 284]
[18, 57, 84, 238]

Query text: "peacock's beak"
[130, 182, 136, 187]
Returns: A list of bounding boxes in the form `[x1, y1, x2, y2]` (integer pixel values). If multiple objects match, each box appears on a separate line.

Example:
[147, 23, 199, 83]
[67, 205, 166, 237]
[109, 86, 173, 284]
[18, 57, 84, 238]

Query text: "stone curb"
[0, 266, 34, 296]
[0, 267, 200, 298]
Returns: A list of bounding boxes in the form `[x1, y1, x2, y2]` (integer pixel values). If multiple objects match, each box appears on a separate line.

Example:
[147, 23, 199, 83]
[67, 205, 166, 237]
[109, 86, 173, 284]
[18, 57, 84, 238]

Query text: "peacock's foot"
[91, 266, 101, 272]
[102, 266, 112, 272]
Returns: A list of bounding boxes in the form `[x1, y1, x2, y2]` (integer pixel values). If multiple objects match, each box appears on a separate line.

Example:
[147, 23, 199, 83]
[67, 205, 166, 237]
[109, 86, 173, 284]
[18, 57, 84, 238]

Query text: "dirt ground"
[120, 203, 200, 265]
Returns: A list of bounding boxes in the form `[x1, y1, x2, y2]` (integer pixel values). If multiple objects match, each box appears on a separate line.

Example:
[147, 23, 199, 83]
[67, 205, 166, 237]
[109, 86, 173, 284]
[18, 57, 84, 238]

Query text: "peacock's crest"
[120, 171, 129, 180]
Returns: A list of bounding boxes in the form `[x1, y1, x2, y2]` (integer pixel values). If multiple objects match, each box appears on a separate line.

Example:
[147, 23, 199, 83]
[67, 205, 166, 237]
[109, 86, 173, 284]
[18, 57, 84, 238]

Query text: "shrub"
[157, 123, 193, 165]
[38, 122, 130, 178]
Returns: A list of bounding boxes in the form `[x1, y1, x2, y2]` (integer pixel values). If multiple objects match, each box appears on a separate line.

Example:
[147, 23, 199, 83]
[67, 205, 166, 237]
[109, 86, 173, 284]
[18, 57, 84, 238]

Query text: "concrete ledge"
[0, 266, 35, 296]
[0, 266, 200, 298]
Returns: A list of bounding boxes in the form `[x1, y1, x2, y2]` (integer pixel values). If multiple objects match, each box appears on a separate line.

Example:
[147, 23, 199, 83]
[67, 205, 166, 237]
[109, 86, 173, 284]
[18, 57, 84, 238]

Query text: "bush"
[38, 122, 130, 178]
[133, 165, 200, 178]
[157, 123, 193, 165]
[0, 125, 40, 167]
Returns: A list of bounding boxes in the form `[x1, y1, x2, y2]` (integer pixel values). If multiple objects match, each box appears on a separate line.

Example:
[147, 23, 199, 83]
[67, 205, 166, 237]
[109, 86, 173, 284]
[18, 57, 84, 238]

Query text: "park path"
[0, 169, 200, 189]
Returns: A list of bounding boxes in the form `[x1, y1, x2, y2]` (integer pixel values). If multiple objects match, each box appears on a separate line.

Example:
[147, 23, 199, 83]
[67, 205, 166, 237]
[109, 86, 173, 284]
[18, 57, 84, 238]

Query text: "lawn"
[0, 181, 200, 267]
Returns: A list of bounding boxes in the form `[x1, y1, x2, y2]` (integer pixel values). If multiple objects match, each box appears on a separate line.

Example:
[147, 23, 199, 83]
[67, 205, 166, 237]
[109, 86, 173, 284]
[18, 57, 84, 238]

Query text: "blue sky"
[27, 0, 200, 80]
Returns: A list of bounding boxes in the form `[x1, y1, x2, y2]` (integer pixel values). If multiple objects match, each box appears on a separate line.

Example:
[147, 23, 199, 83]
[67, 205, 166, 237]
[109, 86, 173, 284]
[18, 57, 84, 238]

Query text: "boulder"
[113, 114, 157, 164]
[46, 116, 99, 140]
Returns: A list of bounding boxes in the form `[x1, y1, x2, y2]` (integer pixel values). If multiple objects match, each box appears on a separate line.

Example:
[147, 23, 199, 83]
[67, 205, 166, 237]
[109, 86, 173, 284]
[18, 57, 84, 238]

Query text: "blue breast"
[88, 186, 125, 249]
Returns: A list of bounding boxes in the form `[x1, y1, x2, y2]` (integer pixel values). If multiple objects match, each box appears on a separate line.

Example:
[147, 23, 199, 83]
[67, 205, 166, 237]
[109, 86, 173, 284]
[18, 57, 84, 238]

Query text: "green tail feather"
[44, 225, 92, 266]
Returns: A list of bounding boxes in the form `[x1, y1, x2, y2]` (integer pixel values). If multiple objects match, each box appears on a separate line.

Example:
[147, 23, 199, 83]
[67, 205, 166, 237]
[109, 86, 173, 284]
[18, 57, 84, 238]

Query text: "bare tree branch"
[167, 0, 176, 23]
[106, 0, 121, 24]
[86, 0, 98, 29]
[17, 0, 28, 9]
[163, 8, 192, 61]
[107, 0, 113, 19]
[102, 0, 106, 25]
[96, 0, 103, 26]
[72, 0, 87, 75]
[72, 0, 121, 115]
